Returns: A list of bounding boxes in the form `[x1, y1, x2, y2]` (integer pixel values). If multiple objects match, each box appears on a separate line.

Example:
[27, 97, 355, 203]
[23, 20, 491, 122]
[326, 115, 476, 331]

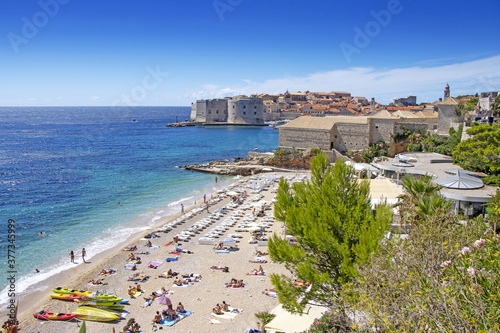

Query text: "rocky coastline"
[181, 150, 319, 176]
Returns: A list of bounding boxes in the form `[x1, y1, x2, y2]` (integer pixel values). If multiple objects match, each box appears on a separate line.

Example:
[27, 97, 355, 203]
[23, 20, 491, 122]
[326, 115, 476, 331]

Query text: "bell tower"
[444, 83, 450, 99]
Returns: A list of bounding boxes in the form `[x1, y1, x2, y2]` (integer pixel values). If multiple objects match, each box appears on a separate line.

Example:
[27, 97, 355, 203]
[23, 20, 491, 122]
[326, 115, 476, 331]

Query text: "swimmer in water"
[38, 231, 46, 237]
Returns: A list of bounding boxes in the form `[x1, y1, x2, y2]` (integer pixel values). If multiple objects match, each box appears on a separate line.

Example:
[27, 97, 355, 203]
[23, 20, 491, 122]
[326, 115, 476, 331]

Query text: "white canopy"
[436, 170, 484, 189]
[265, 304, 328, 333]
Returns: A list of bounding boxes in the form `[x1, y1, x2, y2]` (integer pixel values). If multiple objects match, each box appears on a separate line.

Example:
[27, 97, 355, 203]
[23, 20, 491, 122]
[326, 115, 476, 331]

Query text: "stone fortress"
[190, 96, 265, 125]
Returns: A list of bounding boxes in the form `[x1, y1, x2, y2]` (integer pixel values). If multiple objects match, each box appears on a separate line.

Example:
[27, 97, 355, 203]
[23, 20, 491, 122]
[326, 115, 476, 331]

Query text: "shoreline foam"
[0, 175, 236, 314]
[16, 170, 309, 333]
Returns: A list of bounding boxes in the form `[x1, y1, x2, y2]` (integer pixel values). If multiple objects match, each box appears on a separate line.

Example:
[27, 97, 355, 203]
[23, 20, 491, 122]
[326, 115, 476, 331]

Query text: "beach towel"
[133, 290, 144, 298]
[164, 242, 173, 246]
[215, 250, 230, 254]
[145, 245, 159, 249]
[170, 252, 182, 255]
[165, 258, 178, 262]
[159, 310, 193, 326]
[173, 283, 189, 287]
[124, 264, 137, 270]
[146, 260, 163, 268]
[211, 310, 240, 320]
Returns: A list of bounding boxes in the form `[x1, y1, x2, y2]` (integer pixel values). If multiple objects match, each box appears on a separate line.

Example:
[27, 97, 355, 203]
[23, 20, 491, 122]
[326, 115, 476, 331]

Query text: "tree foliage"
[268, 153, 393, 312]
[342, 185, 500, 332]
[492, 95, 500, 115]
[453, 123, 500, 185]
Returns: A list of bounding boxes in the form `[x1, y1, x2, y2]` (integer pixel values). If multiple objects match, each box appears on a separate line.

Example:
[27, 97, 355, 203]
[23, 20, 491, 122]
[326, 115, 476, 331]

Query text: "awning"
[265, 304, 328, 333]
[436, 170, 484, 189]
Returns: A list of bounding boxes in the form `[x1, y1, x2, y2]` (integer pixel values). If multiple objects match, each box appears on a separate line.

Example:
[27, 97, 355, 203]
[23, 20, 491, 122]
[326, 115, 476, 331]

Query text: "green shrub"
[304, 312, 353, 333]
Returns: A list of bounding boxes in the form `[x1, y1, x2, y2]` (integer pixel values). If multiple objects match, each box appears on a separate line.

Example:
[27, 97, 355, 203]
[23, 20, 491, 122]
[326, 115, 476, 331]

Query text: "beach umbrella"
[227, 191, 238, 196]
[247, 223, 259, 228]
[155, 295, 172, 306]
[249, 226, 261, 232]
[222, 237, 236, 243]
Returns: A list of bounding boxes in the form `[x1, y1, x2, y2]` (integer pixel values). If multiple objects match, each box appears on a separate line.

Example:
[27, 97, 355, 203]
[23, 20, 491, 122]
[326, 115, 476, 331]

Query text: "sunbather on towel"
[226, 279, 244, 288]
[213, 304, 222, 315]
[249, 259, 267, 263]
[176, 302, 185, 313]
[211, 265, 229, 272]
[173, 277, 186, 286]
[98, 268, 116, 275]
[246, 267, 264, 275]
[221, 301, 229, 312]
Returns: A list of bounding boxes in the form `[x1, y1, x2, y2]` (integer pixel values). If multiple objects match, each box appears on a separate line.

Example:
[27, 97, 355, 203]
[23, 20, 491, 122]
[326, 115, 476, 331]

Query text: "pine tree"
[268, 153, 393, 312]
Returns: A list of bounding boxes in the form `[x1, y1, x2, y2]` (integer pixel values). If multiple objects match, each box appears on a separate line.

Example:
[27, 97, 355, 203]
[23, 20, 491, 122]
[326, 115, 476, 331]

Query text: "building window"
[208, 111, 211, 114]
[254, 106, 257, 109]
[243, 106, 246, 109]
[216, 111, 218, 114]
[243, 112, 246, 115]
[254, 112, 256, 115]
[375, 126, 379, 129]
[232, 105, 235, 109]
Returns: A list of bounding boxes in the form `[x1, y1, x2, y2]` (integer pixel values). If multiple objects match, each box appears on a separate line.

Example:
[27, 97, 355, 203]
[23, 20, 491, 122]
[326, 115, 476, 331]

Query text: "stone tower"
[444, 83, 450, 99]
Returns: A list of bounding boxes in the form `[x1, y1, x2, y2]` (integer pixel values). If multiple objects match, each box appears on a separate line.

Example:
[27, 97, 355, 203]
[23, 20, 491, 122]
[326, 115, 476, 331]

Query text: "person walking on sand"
[82, 248, 87, 263]
[203, 194, 206, 203]
[70, 251, 75, 263]
[215, 176, 218, 183]
[181, 204, 184, 214]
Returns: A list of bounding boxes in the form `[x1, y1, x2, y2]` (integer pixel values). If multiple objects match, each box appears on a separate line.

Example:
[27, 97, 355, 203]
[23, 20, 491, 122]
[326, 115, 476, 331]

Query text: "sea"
[0, 106, 279, 309]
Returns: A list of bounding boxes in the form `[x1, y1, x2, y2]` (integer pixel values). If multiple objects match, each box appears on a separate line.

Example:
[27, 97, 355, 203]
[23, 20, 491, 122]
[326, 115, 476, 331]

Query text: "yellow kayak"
[72, 306, 119, 322]
[74, 299, 115, 307]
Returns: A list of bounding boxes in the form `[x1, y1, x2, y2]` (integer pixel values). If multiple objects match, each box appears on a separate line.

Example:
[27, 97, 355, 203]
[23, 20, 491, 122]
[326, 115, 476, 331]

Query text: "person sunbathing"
[128, 253, 141, 261]
[146, 240, 152, 247]
[254, 250, 268, 256]
[262, 289, 278, 297]
[227, 279, 244, 288]
[215, 242, 224, 250]
[161, 287, 169, 295]
[247, 268, 264, 276]
[88, 279, 104, 285]
[213, 304, 222, 315]
[249, 259, 267, 263]
[162, 308, 177, 320]
[211, 265, 230, 272]
[135, 283, 142, 292]
[221, 301, 229, 312]
[173, 277, 186, 286]
[128, 286, 136, 297]
[153, 311, 162, 324]
[124, 246, 138, 251]
[98, 268, 114, 275]
[176, 302, 185, 313]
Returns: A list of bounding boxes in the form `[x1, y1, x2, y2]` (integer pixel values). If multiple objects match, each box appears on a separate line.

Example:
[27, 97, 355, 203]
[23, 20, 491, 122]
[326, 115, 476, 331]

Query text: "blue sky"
[1, 0, 499, 106]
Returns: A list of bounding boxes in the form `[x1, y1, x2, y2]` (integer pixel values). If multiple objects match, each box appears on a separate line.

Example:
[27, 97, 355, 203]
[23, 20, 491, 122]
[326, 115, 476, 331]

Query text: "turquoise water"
[0, 107, 278, 308]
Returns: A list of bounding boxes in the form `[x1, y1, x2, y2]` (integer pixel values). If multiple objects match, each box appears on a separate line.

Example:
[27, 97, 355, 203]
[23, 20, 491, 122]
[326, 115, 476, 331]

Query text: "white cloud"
[188, 55, 500, 104]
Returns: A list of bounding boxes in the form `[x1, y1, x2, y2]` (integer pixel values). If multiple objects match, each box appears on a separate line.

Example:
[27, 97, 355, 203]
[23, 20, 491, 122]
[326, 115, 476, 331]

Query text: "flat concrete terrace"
[371, 152, 497, 206]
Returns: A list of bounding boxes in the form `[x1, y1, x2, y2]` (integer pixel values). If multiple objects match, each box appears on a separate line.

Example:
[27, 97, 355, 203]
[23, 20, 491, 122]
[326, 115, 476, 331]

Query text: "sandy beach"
[17, 171, 310, 333]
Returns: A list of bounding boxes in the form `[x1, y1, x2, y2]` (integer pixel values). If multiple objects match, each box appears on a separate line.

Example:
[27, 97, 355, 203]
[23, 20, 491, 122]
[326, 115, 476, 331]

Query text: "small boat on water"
[33, 310, 78, 321]
[72, 306, 120, 322]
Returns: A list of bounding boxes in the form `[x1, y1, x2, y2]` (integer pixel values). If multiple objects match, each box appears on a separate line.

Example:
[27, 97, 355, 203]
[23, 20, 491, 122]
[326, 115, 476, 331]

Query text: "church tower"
[444, 83, 450, 99]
